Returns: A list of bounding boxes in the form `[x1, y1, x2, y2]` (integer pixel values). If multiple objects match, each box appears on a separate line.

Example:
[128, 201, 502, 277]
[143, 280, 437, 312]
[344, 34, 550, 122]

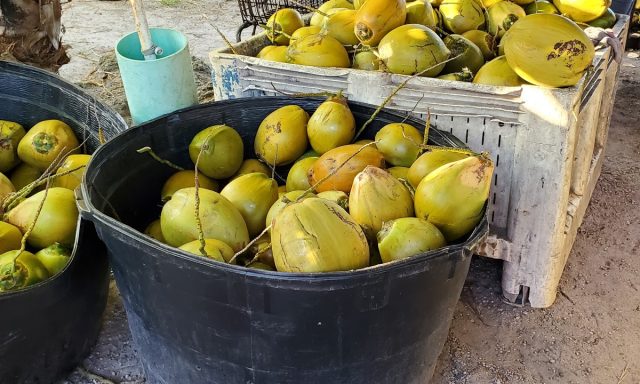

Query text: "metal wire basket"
[236, 0, 323, 41]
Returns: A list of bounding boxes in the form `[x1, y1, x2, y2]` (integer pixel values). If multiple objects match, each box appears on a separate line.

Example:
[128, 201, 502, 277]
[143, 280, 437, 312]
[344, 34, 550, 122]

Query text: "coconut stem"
[259, 24, 294, 41]
[249, 242, 272, 265]
[230, 225, 272, 265]
[422, 144, 478, 156]
[193, 141, 209, 258]
[401, 94, 425, 124]
[353, 51, 467, 141]
[2, 145, 75, 213]
[2, 165, 86, 214]
[209, 20, 238, 55]
[136, 146, 185, 171]
[422, 109, 431, 152]
[92, 101, 107, 146]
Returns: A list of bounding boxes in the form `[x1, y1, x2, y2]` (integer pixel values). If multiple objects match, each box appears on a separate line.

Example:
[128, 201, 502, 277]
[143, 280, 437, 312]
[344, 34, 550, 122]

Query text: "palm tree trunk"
[0, 0, 68, 69]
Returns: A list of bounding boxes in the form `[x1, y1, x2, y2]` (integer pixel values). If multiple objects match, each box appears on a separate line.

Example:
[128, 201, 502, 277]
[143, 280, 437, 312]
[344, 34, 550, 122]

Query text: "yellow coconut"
[220, 172, 279, 237]
[439, 0, 485, 34]
[160, 188, 249, 251]
[414, 154, 493, 241]
[486, 1, 527, 37]
[462, 29, 497, 60]
[34, 243, 71, 276]
[480, 0, 503, 6]
[524, 0, 559, 14]
[502, 13, 595, 87]
[51, 154, 92, 191]
[0, 221, 22, 254]
[0, 120, 26, 172]
[5, 187, 78, 249]
[266, 8, 304, 45]
[17, 120, 80, 171]
[160, 170, 219, 202]
[286, 157, 319, 192]
[377, 217, 446, 262]
[473, 55, 527, 86]
[378, 24, 450, 77]
[144, 219, 166, 243]
[406, 0, 437, 28]
[374, 122, 424, 167]
[442, 34, 485, 74]
[254, 105, 309, 166]
[0, 250, 49, 291]
[247, 261, 276, 271]
[308, 144, 386, 193]
[178, 239, 233, 262]
[307, 94, 356, 154]
[353, 49, 381, 70]
[316, 190, 349, 210]
[387, 166, 410, 180]
[354, 0, 407, 46]
[250, 238, 276, 269]
[230, 159, 271, 180]
[407, 149, 470, 188]
[553, 0, 611, 22]
[9, 163, 41, 191]
[287, 33, 351, 68]
[310, 0, 355, 26]
[354, 0, 368, 8]
[324, 8, 359, 46]
[588, 8, 616, 28]
[271, 198, 369, 272]
[189, 124, 244, 179]
[265, 190, 316, 228]
[290, 26, 323, 43]
[349, 166, 414, 239]
[511, 0, 534, 4]
[0, 171, 15, 203]
[438, 68, 475, 81]
[256, 45, 288, 62]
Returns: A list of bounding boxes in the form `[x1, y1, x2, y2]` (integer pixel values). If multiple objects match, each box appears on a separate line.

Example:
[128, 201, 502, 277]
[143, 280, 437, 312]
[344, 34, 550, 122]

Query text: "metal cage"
[236, 0, 322, 41]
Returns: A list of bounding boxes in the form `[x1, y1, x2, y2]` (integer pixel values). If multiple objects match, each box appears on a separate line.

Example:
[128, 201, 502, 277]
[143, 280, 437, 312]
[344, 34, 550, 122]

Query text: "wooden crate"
[209, 16, 630, 307]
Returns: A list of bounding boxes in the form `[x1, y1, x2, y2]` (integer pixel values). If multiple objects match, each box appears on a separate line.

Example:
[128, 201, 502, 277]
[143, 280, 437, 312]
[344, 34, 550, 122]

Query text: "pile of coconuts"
[252, 0, 617, 88]
[0, 119, 89, 292]
[146, 95, 494, 273]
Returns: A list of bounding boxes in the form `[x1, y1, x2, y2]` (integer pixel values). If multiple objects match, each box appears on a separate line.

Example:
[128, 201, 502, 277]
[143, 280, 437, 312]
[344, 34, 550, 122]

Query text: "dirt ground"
[50, 2, 640, 383]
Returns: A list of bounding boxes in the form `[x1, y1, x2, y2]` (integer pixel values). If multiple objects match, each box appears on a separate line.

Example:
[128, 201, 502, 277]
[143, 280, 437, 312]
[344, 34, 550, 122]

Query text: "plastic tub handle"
[75, 185, 94, 221]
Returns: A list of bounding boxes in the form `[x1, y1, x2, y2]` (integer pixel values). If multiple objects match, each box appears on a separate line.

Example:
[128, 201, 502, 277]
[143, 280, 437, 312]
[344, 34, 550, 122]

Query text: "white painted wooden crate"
[209, 15, 630, 308]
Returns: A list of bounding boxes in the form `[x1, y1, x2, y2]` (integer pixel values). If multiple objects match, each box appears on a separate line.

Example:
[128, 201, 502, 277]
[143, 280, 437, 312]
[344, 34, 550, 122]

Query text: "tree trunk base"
[0, 36, 69, 72]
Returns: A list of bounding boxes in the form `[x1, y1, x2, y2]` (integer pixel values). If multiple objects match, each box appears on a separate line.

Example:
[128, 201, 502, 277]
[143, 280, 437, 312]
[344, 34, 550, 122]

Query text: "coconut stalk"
[193, 143, 209, 258]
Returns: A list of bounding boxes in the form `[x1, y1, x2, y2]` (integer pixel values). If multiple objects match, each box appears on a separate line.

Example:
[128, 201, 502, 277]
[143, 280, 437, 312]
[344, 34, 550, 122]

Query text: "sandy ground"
[58, 0, 240, 82]
[51, 2, 640, 383]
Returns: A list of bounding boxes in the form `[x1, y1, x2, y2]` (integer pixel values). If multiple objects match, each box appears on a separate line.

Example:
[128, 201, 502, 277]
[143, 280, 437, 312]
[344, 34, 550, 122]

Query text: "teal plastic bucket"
[116, 28, 198, 125]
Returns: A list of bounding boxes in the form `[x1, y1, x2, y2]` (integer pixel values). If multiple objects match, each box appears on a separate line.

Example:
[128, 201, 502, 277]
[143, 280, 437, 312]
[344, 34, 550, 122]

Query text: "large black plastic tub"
[0, 61, 128, 383]
[81, 97, 488, 384]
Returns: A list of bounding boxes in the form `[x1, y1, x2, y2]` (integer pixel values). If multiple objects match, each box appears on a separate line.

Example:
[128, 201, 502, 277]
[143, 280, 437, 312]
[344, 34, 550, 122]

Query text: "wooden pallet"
[209, 15, 630, 307]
